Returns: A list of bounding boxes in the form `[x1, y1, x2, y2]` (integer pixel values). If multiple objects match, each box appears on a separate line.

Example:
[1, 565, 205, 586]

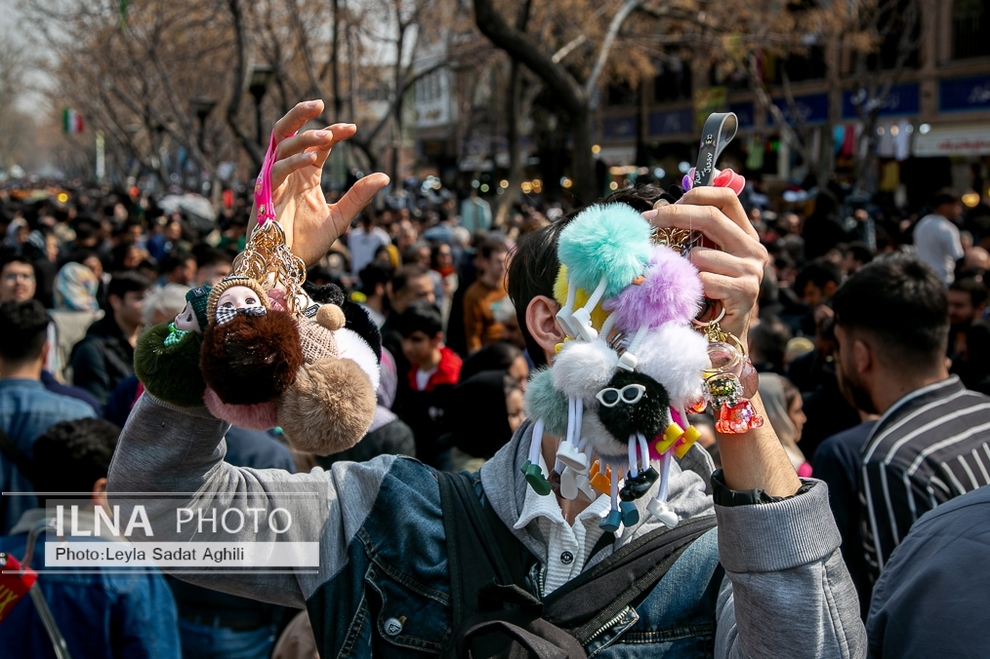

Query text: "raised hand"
[644, 186, 768, 345]
[250, 99, 390, 267]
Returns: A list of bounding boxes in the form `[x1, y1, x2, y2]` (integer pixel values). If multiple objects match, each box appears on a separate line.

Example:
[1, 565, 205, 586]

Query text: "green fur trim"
[134, 323, 206, 407]
[524, 368, 569, 437]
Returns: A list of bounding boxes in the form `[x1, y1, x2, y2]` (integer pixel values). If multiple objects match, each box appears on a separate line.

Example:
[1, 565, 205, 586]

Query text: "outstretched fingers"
[272, 100, 325, 143]
[270, 152, 318, 191]
[327, 173, 391, 235]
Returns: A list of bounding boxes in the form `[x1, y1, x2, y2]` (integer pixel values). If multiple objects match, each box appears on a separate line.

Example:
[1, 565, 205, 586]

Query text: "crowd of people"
[2, 116, 990, 658]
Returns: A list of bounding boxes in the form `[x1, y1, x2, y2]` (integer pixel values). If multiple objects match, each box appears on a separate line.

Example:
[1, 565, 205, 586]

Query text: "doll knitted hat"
[186, 285, 212, 330]
[206, 276, 270, 321]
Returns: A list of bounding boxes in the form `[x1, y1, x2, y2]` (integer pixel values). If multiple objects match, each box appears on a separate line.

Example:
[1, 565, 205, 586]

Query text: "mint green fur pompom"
[558, 203, 652, 297]
[524, 368, 569, 437]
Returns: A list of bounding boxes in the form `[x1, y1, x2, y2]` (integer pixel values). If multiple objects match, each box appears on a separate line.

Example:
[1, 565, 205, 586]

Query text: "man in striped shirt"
[832, 252, 990, 587]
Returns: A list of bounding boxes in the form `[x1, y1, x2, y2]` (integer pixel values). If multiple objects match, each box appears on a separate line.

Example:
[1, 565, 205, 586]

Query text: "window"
[866, 0, 921, 70]
[954, 0, 990, 59]
[654, 57, 692, 103]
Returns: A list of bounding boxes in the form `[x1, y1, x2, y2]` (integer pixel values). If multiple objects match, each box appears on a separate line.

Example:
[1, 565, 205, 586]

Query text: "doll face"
[216, 286, 264, 314]
[174, 301, 200, 332]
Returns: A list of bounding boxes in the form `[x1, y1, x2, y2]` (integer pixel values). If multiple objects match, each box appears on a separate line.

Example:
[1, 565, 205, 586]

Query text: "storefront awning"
[913, 124, 990, 157]
[596, 145, 636, 165]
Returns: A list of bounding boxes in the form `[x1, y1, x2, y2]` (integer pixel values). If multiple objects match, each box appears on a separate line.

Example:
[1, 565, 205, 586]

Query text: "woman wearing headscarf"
[55, 262, 101, 311]
[758, 372, 812, 477]
[50, 261, 104, 382]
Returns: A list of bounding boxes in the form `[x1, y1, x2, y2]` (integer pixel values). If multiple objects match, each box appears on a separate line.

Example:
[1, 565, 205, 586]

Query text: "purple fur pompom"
[603, 245, 703, 330]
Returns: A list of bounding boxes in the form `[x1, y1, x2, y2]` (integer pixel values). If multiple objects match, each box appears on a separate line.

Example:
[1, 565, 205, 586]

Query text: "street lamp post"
[191, 96, 217, 193]
[191, 96, 217, 155]
[249, 65, 275, 146]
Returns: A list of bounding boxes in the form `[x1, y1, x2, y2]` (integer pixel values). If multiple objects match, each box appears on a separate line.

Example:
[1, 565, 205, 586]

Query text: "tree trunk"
[224, 0, 264, 170]
[494, 60, 523, 227]
[570, 108, 596, 203]
[330, 0, 342, 122]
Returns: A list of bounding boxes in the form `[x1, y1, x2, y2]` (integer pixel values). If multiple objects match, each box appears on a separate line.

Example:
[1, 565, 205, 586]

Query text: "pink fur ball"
[204, 388, 279, 430]
[603, 245, 703, 331]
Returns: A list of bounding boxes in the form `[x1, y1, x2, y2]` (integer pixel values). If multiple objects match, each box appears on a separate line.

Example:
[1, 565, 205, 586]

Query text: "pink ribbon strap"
[254, 129, 297, 226]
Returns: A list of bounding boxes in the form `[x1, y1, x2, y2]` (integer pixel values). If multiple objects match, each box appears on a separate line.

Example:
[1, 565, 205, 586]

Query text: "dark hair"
[395, 300, 442, 338]
[478, 237, 509, 260]
[949, 276, 988, 309]
[749, 317, 792, 373]
[795, 257, 842, 294]
[159, 252, 193, 276]
[460, 342, 523, 382]
[845, 242, 873, 267]
[602, 183, 669, 212]
[359, 263, 393, 292]
[107, 271, 152, 301]
[32, 419, 120, 498]
[0, 299, 50, 363]
[832, 253, 948, 368]
[391, 265, 430, 295]
[0, 251, 34, 274]
[110, 240, 138, 271]
[196, 247, 232, 270]
[72, 217, 99, 242]
[931, 191, 959, 209]
[430, 243, 452, 269]
[507, 220, 568, 367]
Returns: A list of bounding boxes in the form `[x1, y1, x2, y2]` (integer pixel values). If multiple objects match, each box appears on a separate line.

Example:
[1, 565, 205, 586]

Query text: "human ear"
[853, 339, 872, 376]
[525, 295, 566, 363]
[91, 477, 109, 509]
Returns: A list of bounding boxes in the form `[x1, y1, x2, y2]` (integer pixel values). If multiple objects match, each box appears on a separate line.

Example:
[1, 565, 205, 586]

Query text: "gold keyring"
[691, 303, 726, 329]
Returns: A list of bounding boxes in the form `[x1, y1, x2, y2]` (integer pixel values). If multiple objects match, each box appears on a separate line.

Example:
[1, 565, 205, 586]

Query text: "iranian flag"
[63, 108, 84, 134]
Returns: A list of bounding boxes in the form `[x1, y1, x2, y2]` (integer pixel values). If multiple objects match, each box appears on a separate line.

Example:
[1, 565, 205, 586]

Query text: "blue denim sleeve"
[111, 570, 182, 659]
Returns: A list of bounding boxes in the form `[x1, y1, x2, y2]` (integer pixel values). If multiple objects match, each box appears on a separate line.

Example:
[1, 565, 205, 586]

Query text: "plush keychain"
[135, 130, 379, 456]
[200, 275, 304, 406]
[519, 113, 760, 533]
[134, 285, 212, 407]
[554, 203, 653, 341]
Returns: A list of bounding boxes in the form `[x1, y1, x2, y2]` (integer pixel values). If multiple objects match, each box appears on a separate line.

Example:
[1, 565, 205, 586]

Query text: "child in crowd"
[394, 301, 462, 467]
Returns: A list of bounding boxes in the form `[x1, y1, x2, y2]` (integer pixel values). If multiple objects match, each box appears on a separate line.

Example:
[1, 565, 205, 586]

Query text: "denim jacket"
[0, 509, 181, 659]
[0, 378, 96, 534]
[107, 394, 866, 658]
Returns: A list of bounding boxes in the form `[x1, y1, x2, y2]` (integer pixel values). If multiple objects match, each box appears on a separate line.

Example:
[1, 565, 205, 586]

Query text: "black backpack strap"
[440, 468, 718, 657]
[454, 616, 588, 659]
[543, 514, 718, 643]
[438, 471, 525, 625]
[0, 426, 33, 484]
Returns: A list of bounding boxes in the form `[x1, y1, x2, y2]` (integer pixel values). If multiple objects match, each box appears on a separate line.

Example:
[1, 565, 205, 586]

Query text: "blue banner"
[602, 115, 637, 141]
[728, 102, 755, 128]
[648, 108, 693, 136]
[939, 75, 990, 113]
[767, 93, 829, 126]
[841, 83, 920, 119]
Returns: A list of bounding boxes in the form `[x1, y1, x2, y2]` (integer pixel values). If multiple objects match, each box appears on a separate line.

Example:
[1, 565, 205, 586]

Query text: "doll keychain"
[233, 130, 313, 317]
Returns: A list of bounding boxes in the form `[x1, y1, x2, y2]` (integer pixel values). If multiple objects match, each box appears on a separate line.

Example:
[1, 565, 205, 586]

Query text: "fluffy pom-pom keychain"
[275, 303, 379, 455]
[517, 112, 753, 533]
[135, 324, 206, 407]
[555, 203, 653, 341]
[132, 129, 382, 458]
[133, 285, 212, 407]
[522, 200, 713, 532]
